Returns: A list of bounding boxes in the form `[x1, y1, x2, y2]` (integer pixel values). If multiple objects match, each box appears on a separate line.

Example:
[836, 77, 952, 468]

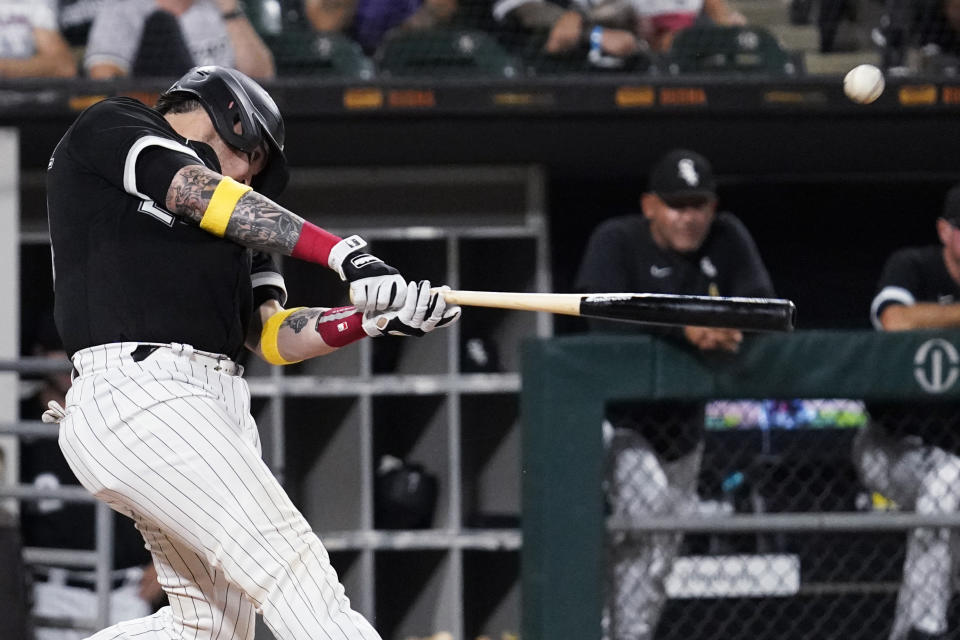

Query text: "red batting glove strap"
[315, 306, 366, 347]
[291, 221, 342, 265]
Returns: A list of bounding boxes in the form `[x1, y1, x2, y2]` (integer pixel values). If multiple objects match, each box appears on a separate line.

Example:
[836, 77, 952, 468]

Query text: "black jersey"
[46, 97, 286, 358]
[575, 212, 774, 460]
[869, 245, 960, 328]
[868, 245, 960, 450]
[575, 212, 775, 332]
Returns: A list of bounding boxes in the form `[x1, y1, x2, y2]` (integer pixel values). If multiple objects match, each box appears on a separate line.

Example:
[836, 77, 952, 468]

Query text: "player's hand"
[362, 280, 461, 337]
[329, 235, 407, 314]
[683, 326, 743, 353]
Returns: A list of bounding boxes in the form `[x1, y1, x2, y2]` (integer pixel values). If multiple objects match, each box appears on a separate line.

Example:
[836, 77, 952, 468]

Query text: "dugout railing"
[522, 330, 960, 640]
[0, 356, 117, 633]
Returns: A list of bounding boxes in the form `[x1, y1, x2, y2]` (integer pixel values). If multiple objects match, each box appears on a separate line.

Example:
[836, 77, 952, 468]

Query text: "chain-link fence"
[602, 398, 958, 640]
[523, 332, 960, 640]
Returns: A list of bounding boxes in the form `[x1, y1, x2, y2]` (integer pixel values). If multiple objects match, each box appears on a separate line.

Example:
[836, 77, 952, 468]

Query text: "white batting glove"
[328, 235, 407, 313]
[363, 281, 462, 337]
[41, 400, 67, 424]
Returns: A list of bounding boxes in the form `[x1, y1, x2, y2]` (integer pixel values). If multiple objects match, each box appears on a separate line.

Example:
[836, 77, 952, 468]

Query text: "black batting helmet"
[159, 66, 289, 198]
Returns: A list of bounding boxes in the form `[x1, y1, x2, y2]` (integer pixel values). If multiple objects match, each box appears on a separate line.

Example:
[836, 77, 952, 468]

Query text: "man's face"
[939, 218, 960, 265]
[642, 193, 717, 253]
[207, 134, 269, 189]
[197, 112, 269, 188]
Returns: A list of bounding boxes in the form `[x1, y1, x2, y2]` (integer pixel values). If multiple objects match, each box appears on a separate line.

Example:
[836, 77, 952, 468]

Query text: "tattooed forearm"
[226, 194, 304, 254]
[281, 308, 321, 334]
[167, 165, 305, 254]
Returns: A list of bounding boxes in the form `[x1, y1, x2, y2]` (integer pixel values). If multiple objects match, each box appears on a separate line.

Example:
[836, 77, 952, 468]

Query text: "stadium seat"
[665, 25, 800, 75]
[375, 28, 521, 78]
[264, 30, 375, 79]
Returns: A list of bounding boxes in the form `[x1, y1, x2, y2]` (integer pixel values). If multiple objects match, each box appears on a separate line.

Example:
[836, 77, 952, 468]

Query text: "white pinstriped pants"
[854, 422, 960, 640]
[604, 426, 703, 640]
[58, 343, 381, 640]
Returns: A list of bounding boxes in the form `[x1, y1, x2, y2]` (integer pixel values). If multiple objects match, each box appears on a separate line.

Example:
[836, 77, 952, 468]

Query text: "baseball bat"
[437, 290, 796, 332]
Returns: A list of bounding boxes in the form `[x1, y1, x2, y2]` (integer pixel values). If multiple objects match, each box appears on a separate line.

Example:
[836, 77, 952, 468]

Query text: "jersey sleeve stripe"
[123, 135, 202, 203]
[251, 272, 288, 306]
[870, 285, 915, 329]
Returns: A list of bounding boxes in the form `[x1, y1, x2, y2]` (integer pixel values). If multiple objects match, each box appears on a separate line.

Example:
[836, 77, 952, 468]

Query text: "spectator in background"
[58, 0, 106, 48]
[21, 313, 165, 639]
[575, 149, 775, 640]
[491, 0, 745, 65]
[915, 0, 960, 52]
[873, 0, 960, 71]
[909, 0, 960, 71]
[491, 0, 641, 61]
[304, 0, 457, 53]
[85, 0, 274, 79]
[635, 0, 746, 52]
[853, 185, 960, 640]
[0, 0, 76, 78]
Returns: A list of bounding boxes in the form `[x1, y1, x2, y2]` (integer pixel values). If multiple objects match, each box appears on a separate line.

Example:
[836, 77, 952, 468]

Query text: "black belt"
[131, 345, 160, 362]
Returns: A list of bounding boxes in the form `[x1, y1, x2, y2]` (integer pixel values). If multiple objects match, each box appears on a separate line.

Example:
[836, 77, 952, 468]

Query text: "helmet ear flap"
[252, 154, 289, 199]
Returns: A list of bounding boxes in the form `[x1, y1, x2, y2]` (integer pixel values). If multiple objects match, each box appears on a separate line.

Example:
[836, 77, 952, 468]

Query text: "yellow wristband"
[261, 307, 306, 366]
[199, 176, 252, 237]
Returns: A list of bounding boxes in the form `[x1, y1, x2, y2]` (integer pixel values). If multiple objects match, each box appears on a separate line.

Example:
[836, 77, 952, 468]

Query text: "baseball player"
[44, 65, 460, 640]
[854, 184, 960, 640]
[575, 149, 775, 640]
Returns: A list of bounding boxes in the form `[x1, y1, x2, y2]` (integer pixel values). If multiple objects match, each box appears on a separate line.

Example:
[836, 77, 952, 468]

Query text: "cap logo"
[678, 158, 699, 186]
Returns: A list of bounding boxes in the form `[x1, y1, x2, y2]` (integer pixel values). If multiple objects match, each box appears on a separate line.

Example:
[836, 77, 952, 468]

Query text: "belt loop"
[169, 343, 195, 358]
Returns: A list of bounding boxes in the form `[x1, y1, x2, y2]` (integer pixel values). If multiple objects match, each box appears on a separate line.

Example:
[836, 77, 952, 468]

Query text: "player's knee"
[613, 472, 670, 518]
[918, 456, 960, 514]
[852, 428, 882, 481]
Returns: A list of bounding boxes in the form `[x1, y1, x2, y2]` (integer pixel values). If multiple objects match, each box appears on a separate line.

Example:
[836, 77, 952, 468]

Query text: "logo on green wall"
[914, 338, 960, 393]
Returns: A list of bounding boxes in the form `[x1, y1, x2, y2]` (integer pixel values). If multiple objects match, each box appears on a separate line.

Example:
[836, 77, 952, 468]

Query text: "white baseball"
[843, 64, 885, 104]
